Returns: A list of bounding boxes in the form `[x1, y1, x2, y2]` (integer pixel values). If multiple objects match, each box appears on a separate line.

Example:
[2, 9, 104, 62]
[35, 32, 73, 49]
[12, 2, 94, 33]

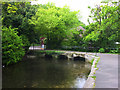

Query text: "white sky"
[31, 0, 103, 25]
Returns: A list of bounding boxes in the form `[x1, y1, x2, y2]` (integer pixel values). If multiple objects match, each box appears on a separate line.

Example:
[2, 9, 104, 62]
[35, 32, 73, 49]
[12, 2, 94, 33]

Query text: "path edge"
[83, 55, 100, 88]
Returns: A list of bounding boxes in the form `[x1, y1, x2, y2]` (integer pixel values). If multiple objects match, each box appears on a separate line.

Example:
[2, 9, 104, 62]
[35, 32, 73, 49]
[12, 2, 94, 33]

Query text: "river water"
[2, 50, 91, 88]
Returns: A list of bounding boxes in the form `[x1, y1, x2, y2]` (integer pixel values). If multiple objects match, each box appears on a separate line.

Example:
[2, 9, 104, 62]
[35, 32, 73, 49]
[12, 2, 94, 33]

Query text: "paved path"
[94, 53, 118, 88]
[29, 46, 119, 88]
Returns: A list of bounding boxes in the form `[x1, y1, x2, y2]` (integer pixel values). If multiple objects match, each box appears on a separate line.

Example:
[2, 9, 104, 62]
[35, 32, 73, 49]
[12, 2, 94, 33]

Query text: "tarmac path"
[94, 53, 118, 88]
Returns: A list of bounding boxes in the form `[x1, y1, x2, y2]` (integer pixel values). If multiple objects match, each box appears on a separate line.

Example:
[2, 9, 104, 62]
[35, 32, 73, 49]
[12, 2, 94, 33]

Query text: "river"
[2, 50, 91, 88]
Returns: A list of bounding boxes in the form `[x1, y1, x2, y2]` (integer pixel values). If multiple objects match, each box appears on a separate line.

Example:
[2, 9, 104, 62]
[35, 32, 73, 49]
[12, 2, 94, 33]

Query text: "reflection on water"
[73, 76, 86, 88]
[2, 51, 91, 88]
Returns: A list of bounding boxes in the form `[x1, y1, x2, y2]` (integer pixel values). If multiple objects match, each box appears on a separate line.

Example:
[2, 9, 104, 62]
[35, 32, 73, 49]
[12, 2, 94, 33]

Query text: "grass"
[90, 76, 96, 88]
[95, 58, 100, 69]
[104, 52, 119, 55]
[93, 82, 96, 88]
[90, 59, 94, 65]
[38, 50, 64, 54]
[90, 76, 96, 80]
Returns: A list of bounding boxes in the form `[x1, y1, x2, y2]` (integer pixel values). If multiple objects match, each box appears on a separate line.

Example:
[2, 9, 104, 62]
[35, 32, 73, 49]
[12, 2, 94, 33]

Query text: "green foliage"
[90, 76, 96, 79]
[98, 48, 105, 53]
[2, 1, 119, 55]
[84, 31, 100, 42]
[91, 59, 94, 65]
[20, 35, 31, 52]
[2, 2, 38, 44]
[30, 50, 64, 55]
[2, 27, 25, 65]
[95, 58, 100, 69]
[83, 1, 119, 52]
[110, 49, 119, 53]
[30, 2, 80, 49]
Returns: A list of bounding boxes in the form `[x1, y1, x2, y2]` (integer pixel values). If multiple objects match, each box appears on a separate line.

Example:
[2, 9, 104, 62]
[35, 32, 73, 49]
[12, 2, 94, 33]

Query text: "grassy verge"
[90, 76, 96, 80]
[85, 56, 100, 88]
[104, 52, 119, 55]
[90, 59, 94, 65]
[91, 57, 100, 88]
[38, 50, 64, 54]
[95, 58, 100, 70]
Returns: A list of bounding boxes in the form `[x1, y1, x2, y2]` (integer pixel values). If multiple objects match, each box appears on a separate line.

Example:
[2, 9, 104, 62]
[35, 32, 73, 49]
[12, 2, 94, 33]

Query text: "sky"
[31, 0, 103, 25]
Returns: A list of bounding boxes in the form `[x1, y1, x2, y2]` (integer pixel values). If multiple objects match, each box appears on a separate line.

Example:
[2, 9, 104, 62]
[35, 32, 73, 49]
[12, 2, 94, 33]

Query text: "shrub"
[20, 35, 31, 52]
[2, 27, 25, 65]
[110, 49, 119, 53]
[98, 48, 105, 53]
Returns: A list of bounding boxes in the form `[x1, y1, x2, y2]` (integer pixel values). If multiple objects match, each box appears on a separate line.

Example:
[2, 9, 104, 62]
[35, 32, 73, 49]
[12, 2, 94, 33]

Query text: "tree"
[83, 0, 119, 52]
[30, 3, 80, 49]
[2, 2, 39, 50]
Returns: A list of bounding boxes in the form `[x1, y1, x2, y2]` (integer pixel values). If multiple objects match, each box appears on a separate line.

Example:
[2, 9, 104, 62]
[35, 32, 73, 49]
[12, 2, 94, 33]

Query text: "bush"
[98, 48, 105, 53]
[20, 35, 31, 52]
[2, 27, 25, 65]
[110, 49, 119, 53]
